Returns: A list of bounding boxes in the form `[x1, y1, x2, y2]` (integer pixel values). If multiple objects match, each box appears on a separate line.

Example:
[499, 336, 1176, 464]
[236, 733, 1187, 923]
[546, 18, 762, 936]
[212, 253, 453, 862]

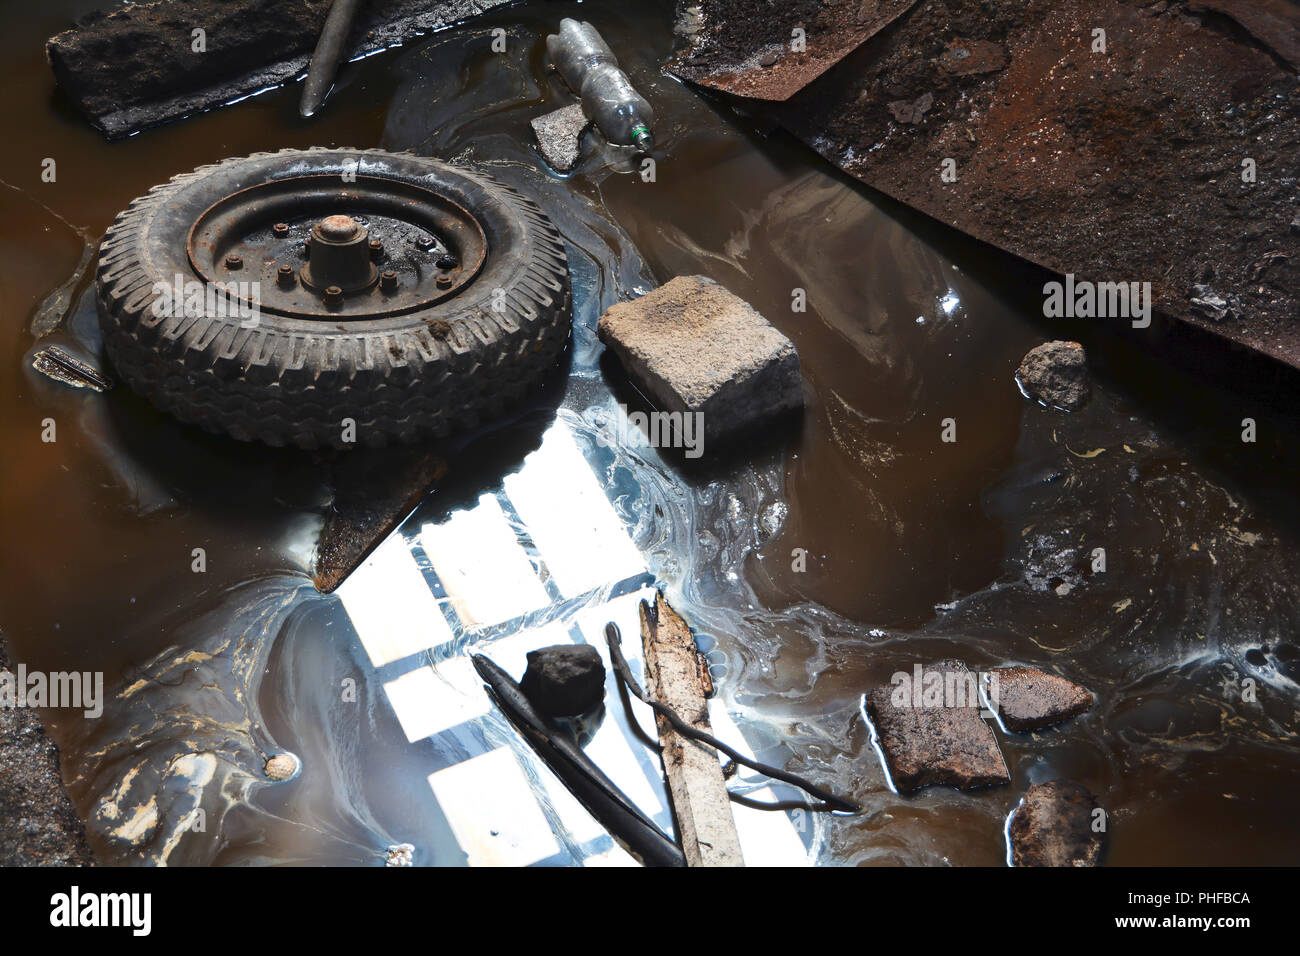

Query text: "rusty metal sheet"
[1190, 0, 1300, 71]
[684, 0, 1300, 370]
[670, 0, 919, 101]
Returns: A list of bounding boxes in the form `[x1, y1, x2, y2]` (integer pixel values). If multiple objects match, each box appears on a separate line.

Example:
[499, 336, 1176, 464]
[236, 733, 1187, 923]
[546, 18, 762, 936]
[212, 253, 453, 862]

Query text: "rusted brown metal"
[185, 173, 487, 318]
[677, 0, 1300, 371]
[671, 0, 919, 101]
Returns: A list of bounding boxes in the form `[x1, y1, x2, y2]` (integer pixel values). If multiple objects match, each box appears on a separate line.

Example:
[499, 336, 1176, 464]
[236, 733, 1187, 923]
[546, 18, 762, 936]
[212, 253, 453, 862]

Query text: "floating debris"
[1008, 780, 1105, 867]
[1016, 341, 1090, 412]
[31, 345, 112, 392]
[264, 753, 300, 781]
[385, 843, 415, 867]
[862, 660, 1009, 792]
[988, 666, 1093, 733]
[531, 103, 591, 174]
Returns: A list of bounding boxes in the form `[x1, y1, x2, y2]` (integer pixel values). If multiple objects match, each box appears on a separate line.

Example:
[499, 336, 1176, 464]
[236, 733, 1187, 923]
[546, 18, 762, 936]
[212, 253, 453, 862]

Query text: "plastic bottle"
[545, 18, 655, 151]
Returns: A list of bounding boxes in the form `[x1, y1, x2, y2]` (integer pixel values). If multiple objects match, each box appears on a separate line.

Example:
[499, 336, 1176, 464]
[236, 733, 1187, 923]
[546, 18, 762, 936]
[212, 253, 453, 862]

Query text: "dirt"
[671, 0, 918, 100]
[684, 0, 1300, 371]
[0, 639, 96, 866]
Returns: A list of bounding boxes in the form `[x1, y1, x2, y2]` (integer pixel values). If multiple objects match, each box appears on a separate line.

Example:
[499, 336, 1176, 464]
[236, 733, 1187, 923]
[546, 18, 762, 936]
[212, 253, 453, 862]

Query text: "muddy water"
[1, 0, 1298, 865]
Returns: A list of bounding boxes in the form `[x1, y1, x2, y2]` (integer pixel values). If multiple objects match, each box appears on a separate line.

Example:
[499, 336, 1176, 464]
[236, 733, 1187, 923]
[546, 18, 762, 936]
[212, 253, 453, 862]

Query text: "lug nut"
[224, 253, 243, 270]
[436, 254, 457, 270]
[380, 270, 398, 292]
[277, 264, 296, 287]
[369, 239, 385, 260]
[435, 274, 453, 289]
[272, 222, 290, 237]
[324, 285, 344, 307]
[415, 235, 435, 251]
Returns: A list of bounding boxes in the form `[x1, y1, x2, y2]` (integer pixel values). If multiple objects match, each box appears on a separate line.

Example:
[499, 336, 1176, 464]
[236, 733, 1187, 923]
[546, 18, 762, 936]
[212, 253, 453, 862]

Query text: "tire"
[96, 148, 571, 449]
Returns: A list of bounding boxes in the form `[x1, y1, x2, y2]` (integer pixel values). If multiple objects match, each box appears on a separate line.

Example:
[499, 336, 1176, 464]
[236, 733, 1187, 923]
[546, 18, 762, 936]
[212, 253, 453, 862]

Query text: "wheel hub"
[186, 173, 488, 318]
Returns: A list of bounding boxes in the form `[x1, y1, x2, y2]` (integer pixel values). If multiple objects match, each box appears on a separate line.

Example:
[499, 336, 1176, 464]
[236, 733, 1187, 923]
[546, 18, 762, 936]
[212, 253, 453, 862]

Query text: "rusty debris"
[675, 0, 1300, 372]
[671, 0, 919, 101]
[313, 449, 447, 594]
[30, 345, 112, 392]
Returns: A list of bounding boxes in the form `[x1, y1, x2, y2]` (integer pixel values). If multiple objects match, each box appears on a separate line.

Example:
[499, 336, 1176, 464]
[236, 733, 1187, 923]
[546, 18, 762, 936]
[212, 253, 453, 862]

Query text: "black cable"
[604, 620, 859, 814]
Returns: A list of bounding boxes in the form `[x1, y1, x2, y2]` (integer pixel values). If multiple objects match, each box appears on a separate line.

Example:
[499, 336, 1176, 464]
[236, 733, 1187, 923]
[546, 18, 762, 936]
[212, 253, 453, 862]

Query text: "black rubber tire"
[96, 148, 571, 449]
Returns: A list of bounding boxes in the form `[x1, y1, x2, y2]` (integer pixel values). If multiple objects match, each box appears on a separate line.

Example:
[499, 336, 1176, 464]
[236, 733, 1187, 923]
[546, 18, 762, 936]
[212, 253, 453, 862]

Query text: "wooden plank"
[640, 593, 744, 867]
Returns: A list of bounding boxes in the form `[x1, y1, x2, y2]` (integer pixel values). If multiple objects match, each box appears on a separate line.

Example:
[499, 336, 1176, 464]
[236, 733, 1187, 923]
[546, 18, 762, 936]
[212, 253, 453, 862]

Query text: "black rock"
[519, 645, 607, 718]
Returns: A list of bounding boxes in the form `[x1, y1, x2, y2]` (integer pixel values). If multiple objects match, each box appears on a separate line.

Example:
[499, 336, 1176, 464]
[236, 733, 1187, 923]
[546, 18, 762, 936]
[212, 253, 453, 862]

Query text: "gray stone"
[862, 659, 1009, 792]
[1008, 780, 1105, 867]
[1016, 340, 1090, 411]
[989, 665, 1092, 733]
[531, 104, 591, 173]
[519, 644, 606, 718]
[0, 640, 95, 866]
[597, 276, 802, 450]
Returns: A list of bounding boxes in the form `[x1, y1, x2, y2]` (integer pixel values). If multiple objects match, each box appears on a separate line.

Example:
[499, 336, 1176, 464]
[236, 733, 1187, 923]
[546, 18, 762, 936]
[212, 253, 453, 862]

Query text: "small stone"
[597, 276, 802, 449]
[1016, 340, 1090, 411]
[385, 843, 414, 866]
[988, 666, 1093, 732]
[862, 660, 1009, 792]
[1008, 780, 1105, 867]
[264, 753, 300, 781]
[519, 644, 606, 718]
[759, 50, 780, 67]
[887, 91, 934, 124]
[530, 103, 591, 173]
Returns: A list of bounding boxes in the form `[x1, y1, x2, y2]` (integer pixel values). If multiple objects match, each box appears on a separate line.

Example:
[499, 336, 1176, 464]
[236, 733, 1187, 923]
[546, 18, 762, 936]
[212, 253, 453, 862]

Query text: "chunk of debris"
[385, 843, 415, 867]
[1016, 340, 1090, 411]
[1189, 284, 1238, 322]
[31, 345, 112, 392]
[887, 91, 934, 124]
[938, 39, 1007, 77]
[519, 645, 606, 718]
[989, 666, 1093, 733]
[597, 276, 802, 451]
[531, 104, 591, 174]
[264, 753, 300, 781]
[862, 660, 1010, 792]
[314, 450, 448, 594]
[1008, 780, 1105, 867]
[640, 593, 743, 866]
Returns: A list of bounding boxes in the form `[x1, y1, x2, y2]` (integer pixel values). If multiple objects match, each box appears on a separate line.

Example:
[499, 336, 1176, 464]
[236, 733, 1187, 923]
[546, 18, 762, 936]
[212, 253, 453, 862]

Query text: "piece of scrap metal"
[679, 0, 1300, 371]
[301, 0, 369, 118]
[670, 0, 920, 101]
[314, 449, 447, 594]
[31, 345, 112, 392]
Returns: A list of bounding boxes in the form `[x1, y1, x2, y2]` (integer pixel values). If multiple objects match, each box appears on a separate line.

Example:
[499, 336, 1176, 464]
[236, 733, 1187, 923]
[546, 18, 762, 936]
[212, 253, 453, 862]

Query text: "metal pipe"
[300, 0, 367, 118]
